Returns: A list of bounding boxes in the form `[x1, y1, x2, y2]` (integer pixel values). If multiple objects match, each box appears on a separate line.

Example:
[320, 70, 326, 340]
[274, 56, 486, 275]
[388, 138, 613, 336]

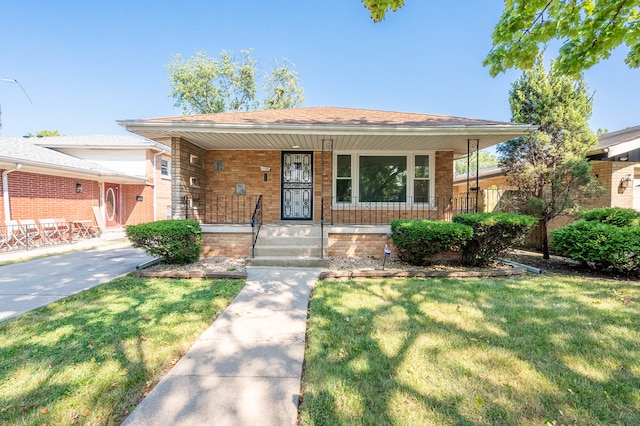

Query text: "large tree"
[361, 0, 640, 76]
[167, 50, 304, 114]
[498, 55, 600, 259]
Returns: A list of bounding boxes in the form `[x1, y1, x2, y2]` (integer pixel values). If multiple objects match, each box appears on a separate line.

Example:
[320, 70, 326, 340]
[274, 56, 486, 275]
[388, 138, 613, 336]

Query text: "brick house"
[0, 135, 171, 238]
[451, 125, 640, 249]
[119, 107, 532, 262]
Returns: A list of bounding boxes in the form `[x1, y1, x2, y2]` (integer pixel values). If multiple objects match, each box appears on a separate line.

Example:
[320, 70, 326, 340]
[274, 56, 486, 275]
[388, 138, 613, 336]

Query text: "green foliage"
[551, 220, 640, 275]
[126, 219, 201, 264]
[581, 207, 640, 227]
[361, 1, 640, 76]
[485, 0, 640, 76]
[26, 130, 62, 137]
[262, 58, 305, 110]
[167, 49, 304, 114]
[390, 219, 472, 266]
[361, 0, 405, 22]
[453, 212, 538, 266]
[454, 150, 499, 176]
[498, 55, 601, 258]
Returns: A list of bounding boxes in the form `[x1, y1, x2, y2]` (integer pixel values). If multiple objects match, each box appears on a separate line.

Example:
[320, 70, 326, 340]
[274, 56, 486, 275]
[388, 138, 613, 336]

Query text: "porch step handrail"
[250, 195, 263, 258]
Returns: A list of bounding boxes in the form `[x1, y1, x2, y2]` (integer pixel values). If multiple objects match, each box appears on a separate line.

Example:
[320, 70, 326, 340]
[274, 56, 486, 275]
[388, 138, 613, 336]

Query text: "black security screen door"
[281, 152, 313, 220]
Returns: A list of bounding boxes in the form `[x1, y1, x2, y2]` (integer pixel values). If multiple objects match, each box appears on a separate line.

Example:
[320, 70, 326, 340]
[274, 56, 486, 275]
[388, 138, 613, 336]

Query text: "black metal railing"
[250, 195, 263, 258]
[184, 194, 263, 224]
[320, 197, 324, 259]
[325, 194, 481, 225]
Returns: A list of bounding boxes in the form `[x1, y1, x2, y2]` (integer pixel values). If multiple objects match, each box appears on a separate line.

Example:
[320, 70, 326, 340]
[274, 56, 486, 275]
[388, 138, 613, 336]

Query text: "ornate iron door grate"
[282, 152, 313, 220]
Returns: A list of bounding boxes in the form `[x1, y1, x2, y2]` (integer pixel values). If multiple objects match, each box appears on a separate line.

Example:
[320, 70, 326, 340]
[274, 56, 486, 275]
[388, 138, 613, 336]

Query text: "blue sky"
[0, 0, 637, 138]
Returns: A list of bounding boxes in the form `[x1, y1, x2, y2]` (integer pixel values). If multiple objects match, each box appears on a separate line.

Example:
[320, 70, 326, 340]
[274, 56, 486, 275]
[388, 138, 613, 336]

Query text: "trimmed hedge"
[126, 219, 202, 265]
[581, 207, 640, 227]
[453, 212, 538, 266]
[390, 219, 473, 266]
[551, 219, 640, 275]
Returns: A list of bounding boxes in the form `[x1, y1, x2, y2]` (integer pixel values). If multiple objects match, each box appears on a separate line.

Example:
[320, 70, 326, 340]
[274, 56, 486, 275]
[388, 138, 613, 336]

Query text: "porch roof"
[118, 107, 535, 157]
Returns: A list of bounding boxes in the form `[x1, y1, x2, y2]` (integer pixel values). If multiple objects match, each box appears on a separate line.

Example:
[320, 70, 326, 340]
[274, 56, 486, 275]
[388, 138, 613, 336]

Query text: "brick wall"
[0, 171, 99, 226]
[155, 153, 172, 220]
[172, 137, 206, 221]
[201, 232, 252, 257]
[328, 233, 395, 258]
[121, 184, 154, 225]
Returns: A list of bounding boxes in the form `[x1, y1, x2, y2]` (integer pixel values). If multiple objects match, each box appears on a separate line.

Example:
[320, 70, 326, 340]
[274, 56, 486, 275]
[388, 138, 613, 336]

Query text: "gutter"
[117, 120, 537, 137]
[2, 163, 23, 222]
[151, 148, 167, 221]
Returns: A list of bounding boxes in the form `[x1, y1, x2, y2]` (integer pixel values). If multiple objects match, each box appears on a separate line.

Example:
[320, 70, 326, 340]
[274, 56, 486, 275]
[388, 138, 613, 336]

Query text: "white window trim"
[332, 151, 435, 207]
[160, 158, 171, 179]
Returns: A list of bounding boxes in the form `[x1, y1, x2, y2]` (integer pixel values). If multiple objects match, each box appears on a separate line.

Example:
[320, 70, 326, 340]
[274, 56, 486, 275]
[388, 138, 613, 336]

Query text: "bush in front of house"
[453, 212, 538, 266]
[581, 207, 640, 227]
[390, 219, 473, 266]
[126, 219, 202, 264]
[551, 218, 640, 275]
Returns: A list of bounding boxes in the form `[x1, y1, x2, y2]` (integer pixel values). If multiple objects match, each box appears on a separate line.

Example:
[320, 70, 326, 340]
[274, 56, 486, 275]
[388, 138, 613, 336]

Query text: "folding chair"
[5, 220, 26, 250]
[54, 218, 71, 243]
[19, 219, 43, 248]
[0, 227, 8, 251]
[39, 219, 60, 244]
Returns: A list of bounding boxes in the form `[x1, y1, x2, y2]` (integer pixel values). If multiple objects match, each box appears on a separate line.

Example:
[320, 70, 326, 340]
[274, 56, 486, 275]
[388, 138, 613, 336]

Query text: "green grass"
[0, 276, 243, 425]
[300, 275, 640, 425]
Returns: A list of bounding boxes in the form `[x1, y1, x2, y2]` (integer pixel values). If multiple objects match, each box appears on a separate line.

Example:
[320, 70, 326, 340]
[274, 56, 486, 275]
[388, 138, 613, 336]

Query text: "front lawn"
[0, 276, 243, 425]
[300, 275, 640, 425]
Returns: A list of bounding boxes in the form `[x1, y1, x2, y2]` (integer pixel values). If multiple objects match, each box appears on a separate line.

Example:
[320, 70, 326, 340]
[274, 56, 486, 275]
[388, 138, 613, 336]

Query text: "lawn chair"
[39, 218, 61, 244]
[19, 219, 43, 248]
[4, 220, 27, 250]
[54, 219, 71, 243]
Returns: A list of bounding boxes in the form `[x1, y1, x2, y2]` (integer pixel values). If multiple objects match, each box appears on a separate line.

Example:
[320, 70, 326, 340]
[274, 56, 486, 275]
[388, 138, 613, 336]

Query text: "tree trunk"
[541, 219, 550, 260]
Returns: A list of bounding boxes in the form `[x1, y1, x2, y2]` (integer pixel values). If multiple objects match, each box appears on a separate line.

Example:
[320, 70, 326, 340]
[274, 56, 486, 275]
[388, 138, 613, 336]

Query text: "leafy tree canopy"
[167, 49, 304, 115]
[27, 130, 62, 137]
[498, 55, 601, 258]
[361, 0, 640, 76]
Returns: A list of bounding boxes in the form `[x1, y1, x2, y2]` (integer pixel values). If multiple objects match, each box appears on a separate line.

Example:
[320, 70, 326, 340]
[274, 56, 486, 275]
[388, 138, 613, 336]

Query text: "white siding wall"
[56, 148, 147, 177]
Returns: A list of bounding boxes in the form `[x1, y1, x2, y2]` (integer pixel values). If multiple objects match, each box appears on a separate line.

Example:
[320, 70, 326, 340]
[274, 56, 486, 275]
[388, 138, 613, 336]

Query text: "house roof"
[588, 125, 640, 159]
[0, 138, 147, 183]
[118, 107, 535, 156]
[29, 134, 171, 152]
[453, 164, 503, 184]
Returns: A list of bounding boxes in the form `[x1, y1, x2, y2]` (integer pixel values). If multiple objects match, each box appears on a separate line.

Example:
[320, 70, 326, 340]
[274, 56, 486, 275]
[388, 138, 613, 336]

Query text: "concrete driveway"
[0, 244, 155, 322]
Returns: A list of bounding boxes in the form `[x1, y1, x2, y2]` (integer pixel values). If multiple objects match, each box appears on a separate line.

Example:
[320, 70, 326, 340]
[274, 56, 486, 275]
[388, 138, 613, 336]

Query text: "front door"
[281, 152, 313, 220]
[104, 183, 121, 227]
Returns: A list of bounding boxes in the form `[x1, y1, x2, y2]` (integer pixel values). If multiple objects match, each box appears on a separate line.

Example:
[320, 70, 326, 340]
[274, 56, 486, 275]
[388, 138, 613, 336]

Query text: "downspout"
[152, 149, 166, 221]
[2, 163, 22, 222]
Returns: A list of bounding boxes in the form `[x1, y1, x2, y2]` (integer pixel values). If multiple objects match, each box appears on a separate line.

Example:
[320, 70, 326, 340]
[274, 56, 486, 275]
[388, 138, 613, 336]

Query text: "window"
[334, 152, 433, 204]
[359, 156, 407, 202]
[160, 159, 170, 177]
[336, 155, 352, 202]
[414, 155, 430, 202]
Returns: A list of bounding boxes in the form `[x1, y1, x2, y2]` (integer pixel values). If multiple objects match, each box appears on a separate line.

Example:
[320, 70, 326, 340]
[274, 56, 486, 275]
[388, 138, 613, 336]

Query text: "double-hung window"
[334, 153, 432, 204]
[160, 159, 170, 177]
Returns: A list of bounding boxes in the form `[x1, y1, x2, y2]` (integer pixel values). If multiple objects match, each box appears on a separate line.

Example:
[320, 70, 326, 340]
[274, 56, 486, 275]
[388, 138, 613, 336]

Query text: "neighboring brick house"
[0, 135, 171, 235]
[119, 107, 533, 258]
[451, 126, 640, 249]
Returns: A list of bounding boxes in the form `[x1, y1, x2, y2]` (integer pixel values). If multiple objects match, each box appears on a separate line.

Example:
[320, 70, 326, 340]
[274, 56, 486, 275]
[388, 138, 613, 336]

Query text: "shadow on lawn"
[0, 276, 240, 425]
[301, 276, 640, 425]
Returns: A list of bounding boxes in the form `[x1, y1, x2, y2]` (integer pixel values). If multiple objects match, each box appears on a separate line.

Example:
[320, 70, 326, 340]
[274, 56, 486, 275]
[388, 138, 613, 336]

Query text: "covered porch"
[119, 107, 533, 259]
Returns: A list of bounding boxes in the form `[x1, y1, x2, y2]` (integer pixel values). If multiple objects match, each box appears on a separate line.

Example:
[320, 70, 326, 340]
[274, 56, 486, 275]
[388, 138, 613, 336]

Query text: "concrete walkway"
[0, 243, 154, 322]
[123, 267, 321, 426]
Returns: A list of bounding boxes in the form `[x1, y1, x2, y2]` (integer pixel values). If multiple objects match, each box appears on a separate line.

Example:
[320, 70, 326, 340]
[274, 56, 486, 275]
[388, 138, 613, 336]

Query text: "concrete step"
[256, 235, 322, 246]
[253, 245, 322, 258]
[245, 256, 329, 268]
[258, 225, 322, 237]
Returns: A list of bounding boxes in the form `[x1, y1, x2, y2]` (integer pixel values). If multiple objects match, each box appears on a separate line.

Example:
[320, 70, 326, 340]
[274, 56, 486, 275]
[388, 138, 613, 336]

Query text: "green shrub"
[551, 220, 640, 275]
[581, 207, 640, 227]
[453, 212, 538, 266]
[126, 220, 202, 265]
[390, 219, 473, 266]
